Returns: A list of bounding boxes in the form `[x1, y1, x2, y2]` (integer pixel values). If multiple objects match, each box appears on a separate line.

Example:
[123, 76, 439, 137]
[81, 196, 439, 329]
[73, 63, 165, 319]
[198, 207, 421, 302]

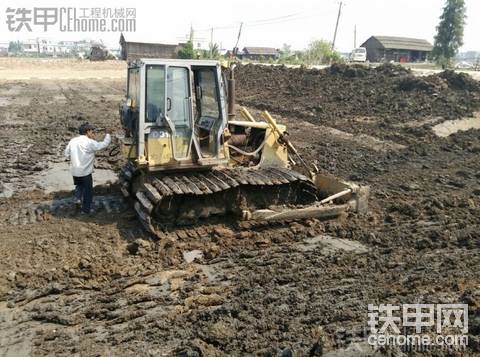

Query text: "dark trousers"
[73, 174, 93, 213]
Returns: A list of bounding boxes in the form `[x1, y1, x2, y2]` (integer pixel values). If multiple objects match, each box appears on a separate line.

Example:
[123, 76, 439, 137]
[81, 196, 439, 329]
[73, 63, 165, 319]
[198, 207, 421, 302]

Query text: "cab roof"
[130, 58, 220, 67]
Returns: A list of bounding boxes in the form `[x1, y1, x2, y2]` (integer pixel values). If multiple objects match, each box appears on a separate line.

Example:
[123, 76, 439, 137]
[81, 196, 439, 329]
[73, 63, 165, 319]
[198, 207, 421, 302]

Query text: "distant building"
[0, 42, 8, 56]
[22, 39, 39, 54]
[360, 36, 433, 63]
[120, 34, 184, 61]
[21, 39, 65, 56]
[38, 38, 59, 55]
[11, 39, 97, 57]
[57, 41, 77, 55]
[239, 47, 278, 61]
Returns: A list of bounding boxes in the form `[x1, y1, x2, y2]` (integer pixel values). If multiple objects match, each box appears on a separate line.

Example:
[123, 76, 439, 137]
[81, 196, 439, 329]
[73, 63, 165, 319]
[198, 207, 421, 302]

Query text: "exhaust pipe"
[227, 64, 236, 120]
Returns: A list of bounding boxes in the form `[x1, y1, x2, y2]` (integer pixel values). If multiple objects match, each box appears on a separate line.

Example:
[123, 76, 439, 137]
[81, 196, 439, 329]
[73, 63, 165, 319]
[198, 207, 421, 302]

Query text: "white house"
[38, 38, 59, 55]
[22, 39, 39, 54]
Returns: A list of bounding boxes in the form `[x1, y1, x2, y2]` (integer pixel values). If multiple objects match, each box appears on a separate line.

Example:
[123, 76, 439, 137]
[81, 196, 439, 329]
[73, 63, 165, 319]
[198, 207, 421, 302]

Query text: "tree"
[178, 26, 197, 59]
[304, 39, 342, 65]
[178, 41, 195, 59]
[432, 0, 466, 67]
[8, 41, 23, 53]
[279, 43, 292, 58]
[278, 43, 294, 64]
[207, 43, 220, 59]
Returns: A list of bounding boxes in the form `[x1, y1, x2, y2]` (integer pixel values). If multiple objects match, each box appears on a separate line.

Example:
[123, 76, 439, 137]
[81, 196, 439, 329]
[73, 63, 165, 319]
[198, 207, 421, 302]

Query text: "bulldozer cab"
[121, 59, 229, 171]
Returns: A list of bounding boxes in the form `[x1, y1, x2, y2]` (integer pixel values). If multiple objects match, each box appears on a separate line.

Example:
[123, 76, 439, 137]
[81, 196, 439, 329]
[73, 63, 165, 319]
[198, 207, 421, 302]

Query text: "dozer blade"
[244, 173, 369, 222]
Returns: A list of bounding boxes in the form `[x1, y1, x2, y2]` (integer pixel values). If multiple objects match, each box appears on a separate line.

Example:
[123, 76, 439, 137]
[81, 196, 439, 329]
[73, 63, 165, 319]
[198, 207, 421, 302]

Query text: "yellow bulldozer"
[117, 59, 368, 235]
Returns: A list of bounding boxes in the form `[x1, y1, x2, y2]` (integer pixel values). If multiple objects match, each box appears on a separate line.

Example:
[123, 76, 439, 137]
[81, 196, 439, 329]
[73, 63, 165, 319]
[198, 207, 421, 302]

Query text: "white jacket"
[64, 134, 111, 177]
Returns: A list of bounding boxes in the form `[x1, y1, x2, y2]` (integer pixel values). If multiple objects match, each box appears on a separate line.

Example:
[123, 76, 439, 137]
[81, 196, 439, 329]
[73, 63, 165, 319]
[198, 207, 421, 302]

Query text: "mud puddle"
[183, 250, 203, 263]
[290, 120, 406, 152]
[0, 183, 14, 199]
[0, 96, 30, 106]
[298, 235, 369, 254]
[33, 162, 118, 193]
[432, 112, 480, 137]
[321, 125, 406, 152]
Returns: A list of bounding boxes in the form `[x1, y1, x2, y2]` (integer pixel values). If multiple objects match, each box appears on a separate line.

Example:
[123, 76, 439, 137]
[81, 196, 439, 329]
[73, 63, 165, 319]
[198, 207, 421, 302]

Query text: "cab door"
[165, 65, 193, 160]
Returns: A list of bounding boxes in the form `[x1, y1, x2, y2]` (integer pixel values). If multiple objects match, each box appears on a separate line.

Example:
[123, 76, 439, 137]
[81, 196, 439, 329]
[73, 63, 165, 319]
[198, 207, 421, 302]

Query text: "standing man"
[64, 123, 111, 214]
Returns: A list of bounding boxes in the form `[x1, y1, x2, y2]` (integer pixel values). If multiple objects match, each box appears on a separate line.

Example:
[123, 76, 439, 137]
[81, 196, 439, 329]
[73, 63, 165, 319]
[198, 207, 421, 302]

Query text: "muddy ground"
[0, 59, 479, 356]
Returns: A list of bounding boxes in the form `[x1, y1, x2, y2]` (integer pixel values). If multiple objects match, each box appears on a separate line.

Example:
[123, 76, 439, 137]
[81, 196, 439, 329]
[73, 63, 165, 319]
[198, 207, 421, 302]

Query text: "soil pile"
[235, 63, 480, 123]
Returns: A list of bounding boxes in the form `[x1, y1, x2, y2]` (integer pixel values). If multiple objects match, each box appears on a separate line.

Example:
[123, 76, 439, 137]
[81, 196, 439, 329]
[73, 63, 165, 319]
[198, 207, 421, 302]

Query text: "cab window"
[145, 65, 166, 123]
[196, 68, 220, 119]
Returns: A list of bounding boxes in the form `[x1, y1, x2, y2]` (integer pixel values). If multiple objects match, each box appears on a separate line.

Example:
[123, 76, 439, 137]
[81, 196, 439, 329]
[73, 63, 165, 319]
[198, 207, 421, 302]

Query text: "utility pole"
[331, 1, 343, 50]
[189, 25, 194, 42]
[354, 24, 357, 48]
[210, 27, 214, 57]
[233, 22, 243, 58]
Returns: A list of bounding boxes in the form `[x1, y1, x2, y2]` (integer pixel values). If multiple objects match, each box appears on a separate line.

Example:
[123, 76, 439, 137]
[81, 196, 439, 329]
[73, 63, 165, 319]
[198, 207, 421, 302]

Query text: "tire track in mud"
[6, 230, 476, 355]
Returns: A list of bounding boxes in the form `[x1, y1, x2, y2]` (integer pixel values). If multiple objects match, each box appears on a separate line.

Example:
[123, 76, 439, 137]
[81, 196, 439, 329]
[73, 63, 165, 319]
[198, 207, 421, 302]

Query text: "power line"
[190, 8, 325, 50]
[245, 14, 319, 28]
[246, 11, 306, 25]
[195, 8, 320, 32]
[195, 23, 241, 32]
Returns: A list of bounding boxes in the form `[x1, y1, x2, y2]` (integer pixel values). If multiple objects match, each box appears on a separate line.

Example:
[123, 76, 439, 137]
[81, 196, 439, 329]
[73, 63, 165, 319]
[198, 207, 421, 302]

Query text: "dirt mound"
[440, 69, 480, 91]
[328, 63, 370, 78]
[373, 62, 411, 76]
[327, 63, 411, 78]
[235, 64, 480, 123]
[396, 76, 438, 92]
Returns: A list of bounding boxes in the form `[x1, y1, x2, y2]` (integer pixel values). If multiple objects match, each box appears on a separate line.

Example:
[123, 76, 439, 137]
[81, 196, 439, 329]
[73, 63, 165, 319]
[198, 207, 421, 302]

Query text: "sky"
[0, 0, 478, 52]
